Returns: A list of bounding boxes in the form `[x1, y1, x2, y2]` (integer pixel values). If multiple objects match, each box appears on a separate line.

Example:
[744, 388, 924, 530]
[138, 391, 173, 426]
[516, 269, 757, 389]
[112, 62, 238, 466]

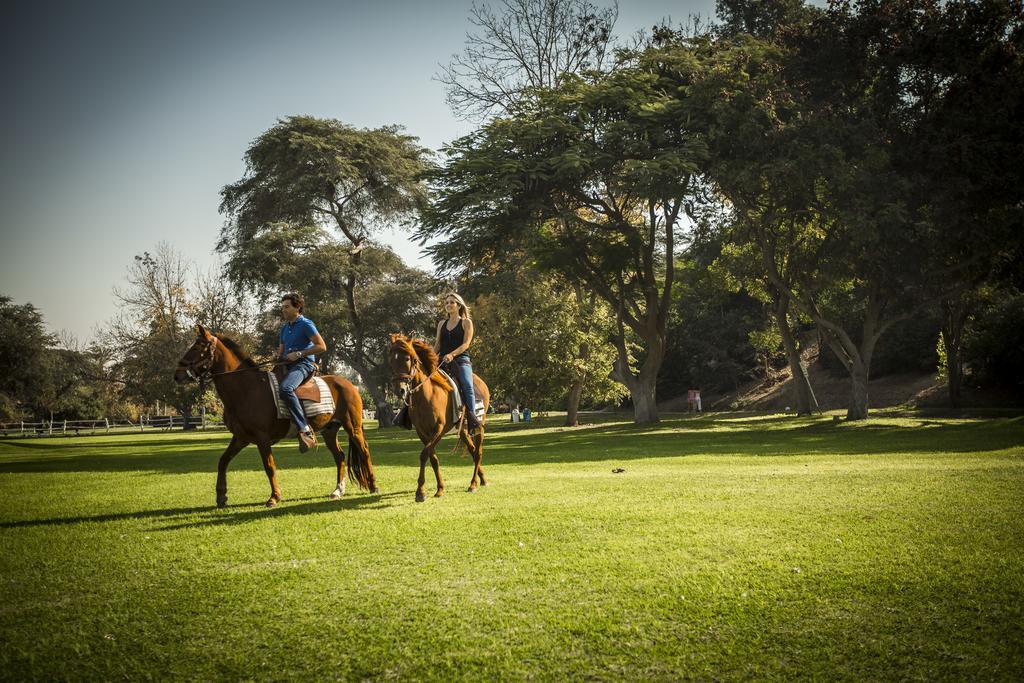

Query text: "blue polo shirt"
[280, 315, 319, 368]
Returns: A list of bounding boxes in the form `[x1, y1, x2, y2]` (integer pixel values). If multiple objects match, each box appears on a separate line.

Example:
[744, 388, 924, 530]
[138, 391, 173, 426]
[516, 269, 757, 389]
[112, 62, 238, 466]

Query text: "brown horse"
[388, 333, 490, 502]
[174, 325, 378, 508]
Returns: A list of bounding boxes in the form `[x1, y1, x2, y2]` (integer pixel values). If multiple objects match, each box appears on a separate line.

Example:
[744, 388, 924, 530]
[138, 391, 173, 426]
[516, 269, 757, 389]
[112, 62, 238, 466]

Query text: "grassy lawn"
[1, 412, 1022, 681]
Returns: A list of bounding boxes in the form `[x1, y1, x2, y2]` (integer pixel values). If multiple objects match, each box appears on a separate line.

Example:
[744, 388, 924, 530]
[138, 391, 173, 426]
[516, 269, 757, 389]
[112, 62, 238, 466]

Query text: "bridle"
[178, 334, 285, 382]
[177, 336, 273, 381]
[178, 336, 220, 381]
[392, 346, 429, 403]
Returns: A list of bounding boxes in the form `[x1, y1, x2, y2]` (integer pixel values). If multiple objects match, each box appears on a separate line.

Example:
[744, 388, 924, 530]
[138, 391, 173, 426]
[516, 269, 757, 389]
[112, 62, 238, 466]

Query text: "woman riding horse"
[434, 292, 482, 432]
[388, 333, 490, 502]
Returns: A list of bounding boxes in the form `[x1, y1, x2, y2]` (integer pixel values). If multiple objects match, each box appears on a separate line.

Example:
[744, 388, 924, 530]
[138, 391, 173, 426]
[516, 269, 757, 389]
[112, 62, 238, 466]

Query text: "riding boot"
[298, 429, 317, 453]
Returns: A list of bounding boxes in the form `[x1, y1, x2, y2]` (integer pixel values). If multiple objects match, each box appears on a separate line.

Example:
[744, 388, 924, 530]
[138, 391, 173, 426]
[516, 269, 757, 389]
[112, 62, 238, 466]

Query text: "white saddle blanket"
[267, 373, 335, 420]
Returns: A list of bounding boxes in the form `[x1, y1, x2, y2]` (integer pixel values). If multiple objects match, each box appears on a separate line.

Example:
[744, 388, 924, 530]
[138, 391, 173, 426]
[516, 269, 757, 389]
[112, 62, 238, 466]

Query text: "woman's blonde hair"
[442, 292, 471, 320]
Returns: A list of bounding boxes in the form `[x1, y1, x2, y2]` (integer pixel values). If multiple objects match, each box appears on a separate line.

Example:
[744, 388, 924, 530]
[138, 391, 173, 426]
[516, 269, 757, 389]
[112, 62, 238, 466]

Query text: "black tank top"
[439, 318, 470, 361]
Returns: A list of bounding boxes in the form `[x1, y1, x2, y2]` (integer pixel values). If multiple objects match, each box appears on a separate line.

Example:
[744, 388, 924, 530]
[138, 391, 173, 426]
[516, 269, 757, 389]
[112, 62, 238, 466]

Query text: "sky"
[0, 0, 717, 342]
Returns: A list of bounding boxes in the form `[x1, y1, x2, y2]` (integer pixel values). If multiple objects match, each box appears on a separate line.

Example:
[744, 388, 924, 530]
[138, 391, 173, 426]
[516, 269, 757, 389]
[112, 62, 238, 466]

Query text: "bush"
[964, 292, 1024, 395]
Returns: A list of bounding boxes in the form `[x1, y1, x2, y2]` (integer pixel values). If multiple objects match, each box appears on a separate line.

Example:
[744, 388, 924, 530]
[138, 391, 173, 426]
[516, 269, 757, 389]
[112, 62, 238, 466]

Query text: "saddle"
[272, 363, 321, 403]
[434, 367, 485, 429]
[393, 368, 460, 431]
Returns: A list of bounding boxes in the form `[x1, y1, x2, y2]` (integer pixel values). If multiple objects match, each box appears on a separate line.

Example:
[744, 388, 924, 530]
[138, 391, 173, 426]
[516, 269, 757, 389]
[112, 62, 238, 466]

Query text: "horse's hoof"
[467, 486, 477, 493]
[265, 498, 278, 508]
[370, 486, 381, 494]
[415, 492, 426, 503]
[434, 490, 444, 498]
[216, 497, 228, 508]
[329, 490, 342, 500]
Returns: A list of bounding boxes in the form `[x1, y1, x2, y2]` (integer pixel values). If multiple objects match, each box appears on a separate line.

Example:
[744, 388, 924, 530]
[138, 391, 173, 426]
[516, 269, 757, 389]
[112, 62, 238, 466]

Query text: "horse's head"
[388, 333, 441, 401]
[174, 325, 220, 383]
[388, 334, 419, 401]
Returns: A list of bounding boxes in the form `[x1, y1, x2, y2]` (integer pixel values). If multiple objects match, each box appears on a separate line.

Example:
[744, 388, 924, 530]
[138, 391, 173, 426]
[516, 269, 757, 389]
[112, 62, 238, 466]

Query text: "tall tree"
[0, 296, 56, 420]
[471, 275, 625, 424]
[715, 0, 812, 39]
[709, 1, 821, 415]
[437, 0, 618, 120]
[101, 245, 206, 424]
[891, 0, 1024, 407]
[218, 116, 432, 426]
[784, 0, 1022, 418]
[422, 39, 741, 423]
[703, 0, 1022, 419]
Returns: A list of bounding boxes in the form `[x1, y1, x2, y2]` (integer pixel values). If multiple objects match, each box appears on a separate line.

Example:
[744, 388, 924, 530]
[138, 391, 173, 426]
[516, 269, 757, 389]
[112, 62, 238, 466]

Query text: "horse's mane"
[216, 334, 259, 368]
[410, 338, 439, 376]
[390, 334, 438, 376]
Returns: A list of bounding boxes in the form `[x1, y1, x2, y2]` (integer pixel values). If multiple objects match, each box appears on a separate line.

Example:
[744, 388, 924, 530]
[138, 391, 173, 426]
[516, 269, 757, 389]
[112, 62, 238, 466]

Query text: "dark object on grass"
[612, 468, 626, 473]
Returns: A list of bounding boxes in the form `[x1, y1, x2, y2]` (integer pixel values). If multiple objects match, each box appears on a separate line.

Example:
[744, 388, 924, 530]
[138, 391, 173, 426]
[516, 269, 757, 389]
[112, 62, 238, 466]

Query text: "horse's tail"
[346, 434, 373, 490]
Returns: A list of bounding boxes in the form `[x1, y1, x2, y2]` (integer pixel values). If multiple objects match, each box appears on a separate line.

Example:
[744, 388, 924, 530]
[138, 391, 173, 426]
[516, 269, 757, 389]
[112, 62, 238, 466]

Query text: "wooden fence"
[0, 415, 226, 438]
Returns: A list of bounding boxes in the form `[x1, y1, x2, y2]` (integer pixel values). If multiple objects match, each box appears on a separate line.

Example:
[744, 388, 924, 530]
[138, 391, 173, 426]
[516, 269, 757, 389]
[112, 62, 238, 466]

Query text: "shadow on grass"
[153, 490, 417, 530]
[0, 490, 411, 531]
[1, 415, 1021, 475]
[0, 440, 347, 475]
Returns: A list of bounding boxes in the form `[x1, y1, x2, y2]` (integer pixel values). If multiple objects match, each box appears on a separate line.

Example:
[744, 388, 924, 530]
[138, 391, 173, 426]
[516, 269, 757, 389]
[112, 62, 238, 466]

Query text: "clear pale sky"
[0, 0, 716, 342]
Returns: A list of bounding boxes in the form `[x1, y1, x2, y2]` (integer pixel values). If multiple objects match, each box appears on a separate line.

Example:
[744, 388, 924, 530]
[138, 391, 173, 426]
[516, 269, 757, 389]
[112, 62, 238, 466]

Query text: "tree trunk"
[180, 405, 195, 431]
[847, 361, 869, 421]
[773, 295, 815, 415]
[820, 329, 872, 421]
[364, 384, 394, 429]
[941, 297, 970, 409]
[375, 401, 394, 429]
[946, 340, 963, 409]
[349, 359, 394, 428]
[565, 381, 583, 426]
[610, 339, 663, 425]
[630, 377, 659, 424]
[565, 339, 590, 427]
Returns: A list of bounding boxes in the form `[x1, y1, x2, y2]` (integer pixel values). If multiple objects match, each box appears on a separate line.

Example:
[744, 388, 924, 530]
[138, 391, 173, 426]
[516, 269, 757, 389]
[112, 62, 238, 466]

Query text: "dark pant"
[445, 356, 479, 427]
[280, 363, 314, 431]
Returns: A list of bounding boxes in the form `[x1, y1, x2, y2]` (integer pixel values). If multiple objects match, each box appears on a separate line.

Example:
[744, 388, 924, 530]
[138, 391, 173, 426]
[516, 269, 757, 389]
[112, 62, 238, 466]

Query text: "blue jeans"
[280, 363, 314, 432]
[446, 356, 479, 427]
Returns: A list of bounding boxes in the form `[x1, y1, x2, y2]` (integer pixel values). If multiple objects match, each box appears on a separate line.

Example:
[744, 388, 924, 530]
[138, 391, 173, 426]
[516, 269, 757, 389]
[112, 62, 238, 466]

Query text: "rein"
[396, 368, 430, 403]
[179, 336, 285, 381]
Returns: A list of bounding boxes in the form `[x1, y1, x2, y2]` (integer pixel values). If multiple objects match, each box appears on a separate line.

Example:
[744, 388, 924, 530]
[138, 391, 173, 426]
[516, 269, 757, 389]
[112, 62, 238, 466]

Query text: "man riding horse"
[277, 292, 326, 452]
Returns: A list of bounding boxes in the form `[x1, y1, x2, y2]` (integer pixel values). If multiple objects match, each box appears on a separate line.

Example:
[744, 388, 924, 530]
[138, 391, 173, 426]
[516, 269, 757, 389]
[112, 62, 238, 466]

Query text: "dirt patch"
[661, 340, 1021, 414]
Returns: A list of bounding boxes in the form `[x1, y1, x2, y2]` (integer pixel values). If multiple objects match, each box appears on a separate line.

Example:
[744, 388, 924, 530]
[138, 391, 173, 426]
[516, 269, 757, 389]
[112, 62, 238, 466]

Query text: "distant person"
[687, 389, 702, 413]
[523, 407, 532, 422]
[511, 406, 520, 423]
[277, 292, 327, 452]
[434, 292, 481, 432]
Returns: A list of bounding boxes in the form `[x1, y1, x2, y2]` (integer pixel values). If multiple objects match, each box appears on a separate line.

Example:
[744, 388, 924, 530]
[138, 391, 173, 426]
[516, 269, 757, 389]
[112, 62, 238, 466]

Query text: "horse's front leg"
[415, 430, 444, 503]
[256, 440, 282, 508]
[416, 445, 430, 503]
[428, 450, 445, 498]
[216, 435, 248, 508]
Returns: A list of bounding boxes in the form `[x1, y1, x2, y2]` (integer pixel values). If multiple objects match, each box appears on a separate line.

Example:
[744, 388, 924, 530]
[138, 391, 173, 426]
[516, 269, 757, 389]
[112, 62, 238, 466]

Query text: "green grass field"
[1, 413, 1022, 681]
